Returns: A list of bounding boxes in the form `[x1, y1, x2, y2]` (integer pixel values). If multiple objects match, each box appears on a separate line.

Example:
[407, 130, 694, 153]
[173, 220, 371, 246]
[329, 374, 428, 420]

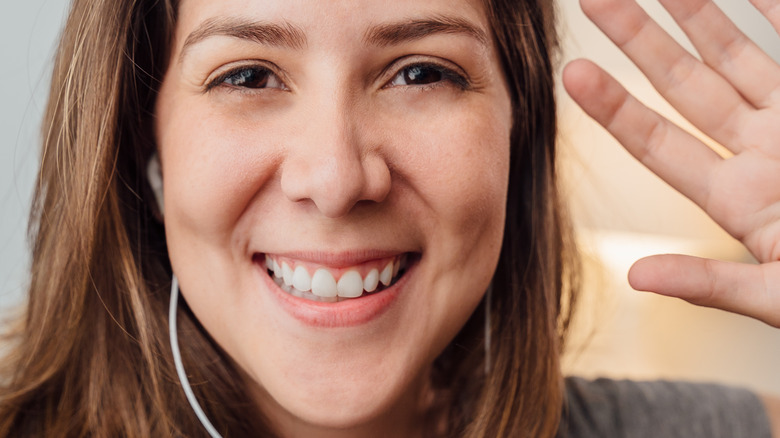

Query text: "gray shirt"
[557, 377, 772, 437]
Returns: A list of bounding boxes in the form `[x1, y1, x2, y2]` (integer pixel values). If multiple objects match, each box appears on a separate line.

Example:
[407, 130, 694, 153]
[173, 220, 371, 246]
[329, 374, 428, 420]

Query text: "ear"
[147, 153, 165, 219]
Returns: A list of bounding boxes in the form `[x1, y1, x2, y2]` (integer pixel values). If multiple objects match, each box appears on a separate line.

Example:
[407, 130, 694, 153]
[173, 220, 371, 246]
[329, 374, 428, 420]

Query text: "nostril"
[360, 154, 392, 203]
[280, 150, 391, 217]
[279, 159, 312, 203]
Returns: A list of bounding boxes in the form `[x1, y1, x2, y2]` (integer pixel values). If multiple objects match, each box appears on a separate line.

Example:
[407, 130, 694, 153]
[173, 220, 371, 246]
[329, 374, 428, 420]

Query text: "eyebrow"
[362, 15, 489, 48]
[179, 14, 489, 63]
[179, 17, 307, 62]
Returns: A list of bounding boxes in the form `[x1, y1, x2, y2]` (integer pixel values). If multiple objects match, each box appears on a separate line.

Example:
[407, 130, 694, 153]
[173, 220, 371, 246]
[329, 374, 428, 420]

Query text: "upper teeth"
[265, 254, 407, 299]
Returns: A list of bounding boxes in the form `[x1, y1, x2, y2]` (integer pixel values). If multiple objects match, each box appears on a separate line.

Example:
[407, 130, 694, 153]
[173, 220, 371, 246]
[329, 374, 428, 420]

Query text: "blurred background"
[0, 1, 70, 318]
[1, 0, 778, 393]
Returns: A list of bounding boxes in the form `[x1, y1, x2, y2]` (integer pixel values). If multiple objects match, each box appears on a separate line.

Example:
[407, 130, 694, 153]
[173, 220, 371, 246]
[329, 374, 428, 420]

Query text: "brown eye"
[220, 67, 286, 90]
[402, 65, 443, 85]
[388, 63, 469, 89]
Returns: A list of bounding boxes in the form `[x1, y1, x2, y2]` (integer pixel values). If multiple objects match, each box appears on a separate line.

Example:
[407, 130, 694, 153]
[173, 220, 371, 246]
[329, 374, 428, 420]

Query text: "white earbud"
[147, 153, 165, 215]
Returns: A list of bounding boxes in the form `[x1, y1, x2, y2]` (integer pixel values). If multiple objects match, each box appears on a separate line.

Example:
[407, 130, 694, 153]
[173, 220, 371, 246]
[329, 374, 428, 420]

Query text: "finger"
[580, 0, 753, 153]
[563, 59, 721, 208]
[629, 254, 780, 328]
[750, 0, 780, 37]
[659, 0, 780, 108]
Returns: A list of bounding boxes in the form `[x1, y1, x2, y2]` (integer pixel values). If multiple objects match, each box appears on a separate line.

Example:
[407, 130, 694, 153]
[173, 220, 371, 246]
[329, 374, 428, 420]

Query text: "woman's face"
[156, 0, 511, 433]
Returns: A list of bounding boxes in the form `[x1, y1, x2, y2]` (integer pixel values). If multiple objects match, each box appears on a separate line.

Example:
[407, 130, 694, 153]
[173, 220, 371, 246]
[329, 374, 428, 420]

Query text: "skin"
[566, 0, 780, 432]
[155, 0, 510, 436]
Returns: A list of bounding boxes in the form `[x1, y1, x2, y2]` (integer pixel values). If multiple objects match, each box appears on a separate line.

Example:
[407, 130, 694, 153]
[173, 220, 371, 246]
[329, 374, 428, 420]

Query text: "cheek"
[381, 95, 510, 322]
[159, 105, 282, 244]
[382, 97, 511, 240]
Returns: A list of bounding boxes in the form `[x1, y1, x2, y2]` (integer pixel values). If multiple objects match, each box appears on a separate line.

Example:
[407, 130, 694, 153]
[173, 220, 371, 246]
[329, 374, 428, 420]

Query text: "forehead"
[172, 0, 491, 52]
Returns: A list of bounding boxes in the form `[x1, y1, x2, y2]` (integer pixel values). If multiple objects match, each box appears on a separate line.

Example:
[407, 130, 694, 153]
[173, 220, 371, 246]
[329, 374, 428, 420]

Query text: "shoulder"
[557, 377, 772, 438]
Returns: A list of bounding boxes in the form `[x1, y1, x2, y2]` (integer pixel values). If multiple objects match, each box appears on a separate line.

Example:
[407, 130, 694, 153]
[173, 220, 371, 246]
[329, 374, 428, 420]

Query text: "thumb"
[628, 254, 780, 328]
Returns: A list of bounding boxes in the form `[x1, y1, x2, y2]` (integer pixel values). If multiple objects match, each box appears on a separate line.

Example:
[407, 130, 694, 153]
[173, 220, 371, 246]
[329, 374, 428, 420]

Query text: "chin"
[246, 343, 430, 434]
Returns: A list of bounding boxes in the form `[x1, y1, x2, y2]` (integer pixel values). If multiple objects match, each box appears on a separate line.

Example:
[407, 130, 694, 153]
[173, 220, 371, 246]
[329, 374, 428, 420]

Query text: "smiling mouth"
[255, 253, 413, 303]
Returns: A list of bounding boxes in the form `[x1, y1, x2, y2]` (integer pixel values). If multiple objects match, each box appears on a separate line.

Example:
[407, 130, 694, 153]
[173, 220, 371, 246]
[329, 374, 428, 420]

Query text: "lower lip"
[256, 258, 413, 328]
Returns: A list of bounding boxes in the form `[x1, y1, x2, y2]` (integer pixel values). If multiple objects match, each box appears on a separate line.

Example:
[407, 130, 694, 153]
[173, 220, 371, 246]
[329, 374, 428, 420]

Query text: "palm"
[563, 0, 780, 327]
[710, 142, 780, 263]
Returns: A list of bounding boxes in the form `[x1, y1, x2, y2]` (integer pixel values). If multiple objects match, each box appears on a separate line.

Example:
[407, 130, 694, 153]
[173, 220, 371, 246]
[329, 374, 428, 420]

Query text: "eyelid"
[203, 60, 289, 92]
[381, 55, 471, 90]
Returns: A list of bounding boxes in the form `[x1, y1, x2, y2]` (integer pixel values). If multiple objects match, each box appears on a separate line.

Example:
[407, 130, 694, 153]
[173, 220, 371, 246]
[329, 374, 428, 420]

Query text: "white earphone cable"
[169, 275, 223, 438]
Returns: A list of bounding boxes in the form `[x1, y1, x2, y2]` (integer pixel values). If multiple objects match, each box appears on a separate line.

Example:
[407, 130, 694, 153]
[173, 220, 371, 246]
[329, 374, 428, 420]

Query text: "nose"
[280, 99, 391, 218]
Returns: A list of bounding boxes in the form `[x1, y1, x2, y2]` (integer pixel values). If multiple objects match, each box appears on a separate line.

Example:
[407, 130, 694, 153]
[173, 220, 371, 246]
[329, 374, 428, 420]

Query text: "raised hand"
[563, 0, 780, 327]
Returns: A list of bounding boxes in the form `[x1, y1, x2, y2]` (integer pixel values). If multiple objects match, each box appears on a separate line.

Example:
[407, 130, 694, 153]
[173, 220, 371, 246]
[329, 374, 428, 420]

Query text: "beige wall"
[558, 1, 780, 395]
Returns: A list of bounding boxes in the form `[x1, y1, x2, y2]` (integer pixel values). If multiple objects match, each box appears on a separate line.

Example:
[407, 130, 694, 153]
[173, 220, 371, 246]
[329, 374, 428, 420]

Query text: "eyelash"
[385, 62, 470, 91]
[205, 60, 470, 93]
[205, 64, 286, 93]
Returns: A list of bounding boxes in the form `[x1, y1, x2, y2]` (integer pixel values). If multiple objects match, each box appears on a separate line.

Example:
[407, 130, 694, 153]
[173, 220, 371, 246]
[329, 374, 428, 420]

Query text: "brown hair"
[0, 0, 576, 436]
